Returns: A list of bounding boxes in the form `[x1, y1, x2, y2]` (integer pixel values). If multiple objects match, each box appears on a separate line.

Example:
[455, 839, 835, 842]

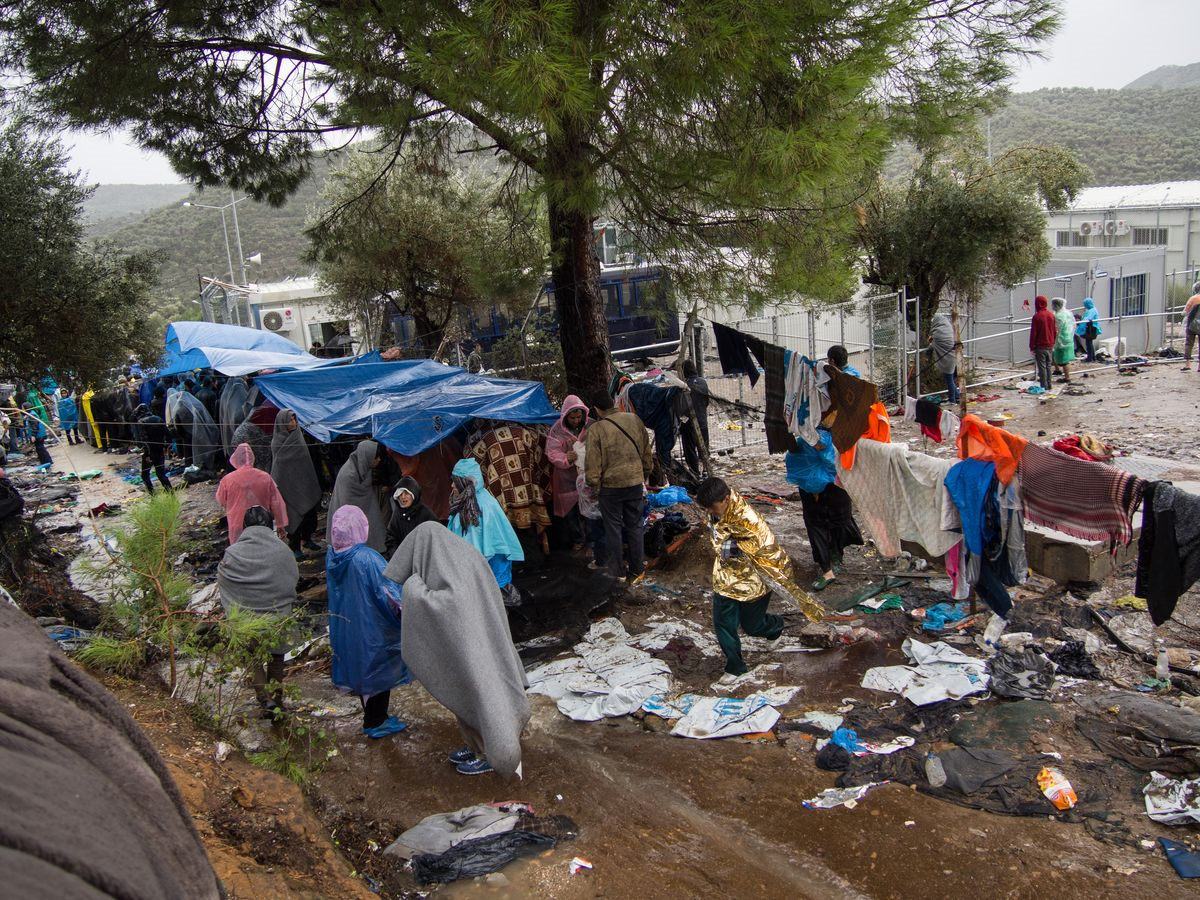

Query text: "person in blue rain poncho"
[327, 504, 410, 739]
[1075, 297, 1102, 362]
[57, 388, 81, 445]
[448, 457, 525, 605]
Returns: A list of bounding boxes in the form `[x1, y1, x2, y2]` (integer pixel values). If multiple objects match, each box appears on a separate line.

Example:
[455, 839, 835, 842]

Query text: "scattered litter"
[384, 805, 521, 859]
[830, 727, 864, 752]
[1112, 594, 1148, 611]
[1037, 766, 1077, 810]
[988, 646, 1056, 701]
[797, 711, 844, 732]
[569, 857, 593, 876]
[642, 692, 783, 739]
[188, 583, 221, 616]
[861, 638, 989, 705]
[857, 594, 903, 613]
[214, 742, 231, 762]
[1143, 772, 1200, 825]
[803, 782, 886, 810]
[920, 602, 967, 632]
[709, 663, 781, 693]
[1159, 838, 1200, 879]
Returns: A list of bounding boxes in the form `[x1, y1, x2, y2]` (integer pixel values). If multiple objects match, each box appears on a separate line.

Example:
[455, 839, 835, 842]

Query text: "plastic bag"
[573, 441, 601, 520]
[647, 485, 692, 508]
[412, 831, 557, 884]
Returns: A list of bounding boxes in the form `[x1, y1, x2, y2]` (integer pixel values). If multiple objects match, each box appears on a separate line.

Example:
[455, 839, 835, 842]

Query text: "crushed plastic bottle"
[1156, 639, 1171, 680]
[925, 752, 947, 788]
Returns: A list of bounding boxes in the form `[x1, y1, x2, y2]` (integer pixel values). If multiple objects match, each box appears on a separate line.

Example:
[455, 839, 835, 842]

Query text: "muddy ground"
[7, 355, 1200, 898]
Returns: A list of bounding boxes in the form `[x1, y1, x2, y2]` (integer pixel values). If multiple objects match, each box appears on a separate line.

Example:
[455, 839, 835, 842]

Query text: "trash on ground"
[803, 782, 886, 810]
[642, 692, 785, 739]
[1159, 838, 1200, 879]
[569, 857, 593, 875]
[861, 637, 989, 705]
[1143, 771, 1200, 825]
[1037, 766, 1077, 810]
[988, 646, 1056, 701]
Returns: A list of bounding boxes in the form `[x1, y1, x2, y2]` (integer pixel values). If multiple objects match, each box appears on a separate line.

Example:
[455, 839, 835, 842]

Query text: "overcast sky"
[64, 0, 1199, 185]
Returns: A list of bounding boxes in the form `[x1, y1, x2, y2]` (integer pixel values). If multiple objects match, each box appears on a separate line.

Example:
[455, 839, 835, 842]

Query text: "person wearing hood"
[1029, 295, 1057, 390]
[927, 313, 960, 404]
[1051, 296, 1076, 384]
[1075, 296, 1102, 362]
[217, 506, 299, 717]
[216, 443, 289, 545]
[133, 403, 172, 494]
[231, 418, 272, 472]
[384, 522, 530, 777]
[545, 395, 592, 550]
[81, 386, 102, 449]
[271, 409, 323, 555]
[448, 457, 524, 604]
[170, 390, 222, 470]
[385, 476, 438, 557]
[327, 439, 389, 554]
[218, 376, 251, 455]
[1180, 282, 1200, 371]
[57, 388, 81, 445]
[327, 505, 410, 738]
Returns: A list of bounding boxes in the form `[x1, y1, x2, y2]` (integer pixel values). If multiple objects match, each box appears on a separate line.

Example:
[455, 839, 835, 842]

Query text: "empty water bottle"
[1156, 639, 1170, 680]
[925, 752, 947, 788]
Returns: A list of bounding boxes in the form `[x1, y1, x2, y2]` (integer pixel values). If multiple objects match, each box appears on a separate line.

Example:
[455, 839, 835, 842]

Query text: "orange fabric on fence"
[839, 402, 891, 470]
[956, 414, 1028, 485]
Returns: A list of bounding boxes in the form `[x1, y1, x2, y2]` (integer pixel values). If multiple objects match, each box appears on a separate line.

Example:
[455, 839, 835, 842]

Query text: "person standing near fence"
[585, 390, 653, 585]
[1075, 297, 1101, 363]
[1029, 296, 1057, 391]
[1181, 283, 1200, 372]
[927, 314, 960, 404]
[1051, 297, 1075, 385]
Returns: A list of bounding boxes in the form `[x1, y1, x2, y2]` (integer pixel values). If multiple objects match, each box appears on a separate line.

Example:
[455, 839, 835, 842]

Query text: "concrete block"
[1023, 522, 1139, 584]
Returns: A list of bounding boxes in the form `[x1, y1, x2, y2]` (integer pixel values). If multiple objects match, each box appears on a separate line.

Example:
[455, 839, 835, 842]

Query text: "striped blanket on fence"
[1017, 442, 1145, 546]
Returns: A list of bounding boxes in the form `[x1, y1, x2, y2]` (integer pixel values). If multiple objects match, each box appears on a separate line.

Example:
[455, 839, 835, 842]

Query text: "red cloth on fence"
[1018, 442, 1145, 546]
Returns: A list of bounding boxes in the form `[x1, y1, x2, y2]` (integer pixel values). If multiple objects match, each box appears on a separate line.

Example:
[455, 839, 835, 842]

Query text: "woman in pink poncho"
[216, 442, 289, 545]
[545, 395, 592, 551]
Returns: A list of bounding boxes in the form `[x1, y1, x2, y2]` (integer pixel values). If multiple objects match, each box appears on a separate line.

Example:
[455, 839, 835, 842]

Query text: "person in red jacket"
[1029, 295, 1057, 390]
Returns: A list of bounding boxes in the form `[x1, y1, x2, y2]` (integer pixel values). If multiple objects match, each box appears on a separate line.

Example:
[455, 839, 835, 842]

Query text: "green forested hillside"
[83, 183, 191, 226]
[987, 87, 1200, 185]
[1124, 62, 1200, 90]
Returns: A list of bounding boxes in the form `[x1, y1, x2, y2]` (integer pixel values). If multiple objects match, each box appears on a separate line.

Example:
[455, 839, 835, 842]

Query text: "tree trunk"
[548, 199, 611, 399]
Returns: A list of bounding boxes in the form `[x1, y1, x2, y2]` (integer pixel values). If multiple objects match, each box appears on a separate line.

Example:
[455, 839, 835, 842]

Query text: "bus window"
[603, 281, 623, 317]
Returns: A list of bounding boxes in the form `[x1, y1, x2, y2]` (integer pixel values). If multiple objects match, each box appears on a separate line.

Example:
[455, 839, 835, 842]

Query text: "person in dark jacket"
[195, 376, 220, 422]
[134, 404, 172, 493]
[385, 476, 439, 557]
[1029, 295, 1058, 391]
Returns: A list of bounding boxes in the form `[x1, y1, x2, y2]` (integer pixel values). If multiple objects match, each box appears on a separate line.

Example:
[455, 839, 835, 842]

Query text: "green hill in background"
[1124, 62, 1200, 90]
[83, 183, 193, 226]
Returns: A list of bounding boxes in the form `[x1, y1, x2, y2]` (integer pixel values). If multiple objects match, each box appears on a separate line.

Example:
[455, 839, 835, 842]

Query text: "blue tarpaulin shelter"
[254, 361, 560, 455]
[160, 321, 335, 377]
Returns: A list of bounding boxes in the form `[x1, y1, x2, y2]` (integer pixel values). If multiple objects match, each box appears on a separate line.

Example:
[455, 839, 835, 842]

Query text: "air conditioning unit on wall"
[1078, 220, 1103, 236]
[262, 307, 295, 331]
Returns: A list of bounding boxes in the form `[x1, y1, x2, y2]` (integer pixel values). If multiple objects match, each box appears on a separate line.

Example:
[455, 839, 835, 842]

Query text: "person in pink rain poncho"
[545, 394, 598, 553]
[215, 442, 289, 545]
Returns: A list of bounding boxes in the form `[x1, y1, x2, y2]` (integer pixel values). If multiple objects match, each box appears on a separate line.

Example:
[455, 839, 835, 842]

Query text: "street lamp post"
[182, 193, 251, 285]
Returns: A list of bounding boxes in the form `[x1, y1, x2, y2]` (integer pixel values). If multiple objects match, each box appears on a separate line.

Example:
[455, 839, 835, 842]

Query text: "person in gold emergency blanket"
[695, 476, 824, 684]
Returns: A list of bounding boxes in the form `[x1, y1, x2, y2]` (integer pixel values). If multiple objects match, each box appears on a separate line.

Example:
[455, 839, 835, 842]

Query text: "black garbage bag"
[412, 830, 556, 885]
[1048, 640, 1101, 679]
[988, 646, 1056, 700]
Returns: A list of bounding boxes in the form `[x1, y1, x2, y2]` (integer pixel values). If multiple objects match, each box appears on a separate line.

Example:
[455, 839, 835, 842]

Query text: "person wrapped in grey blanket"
[384, 521, 530, 778]
[0, 600, 222, 899]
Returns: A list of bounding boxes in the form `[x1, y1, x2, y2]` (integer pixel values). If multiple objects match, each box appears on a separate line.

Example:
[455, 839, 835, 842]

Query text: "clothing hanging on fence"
[712, 322, 761, 387]
[839, 402, 891, 471]
[945, 459, 996, 556]
[1018, 442, 1145, 546]
[836, 438, 961, 559]
[957, 415, 1028, 485]
[904, 397, 960, 444]
[823, 370, 879, 454]
[784, 353, 823, 448]
[741, 336, 791, 453]
[1136, 481, 1200, 625]
[945, 465, 1026, 618]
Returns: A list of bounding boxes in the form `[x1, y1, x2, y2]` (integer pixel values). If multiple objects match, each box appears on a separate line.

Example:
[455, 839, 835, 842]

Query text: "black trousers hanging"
[798, 484, 863, 572]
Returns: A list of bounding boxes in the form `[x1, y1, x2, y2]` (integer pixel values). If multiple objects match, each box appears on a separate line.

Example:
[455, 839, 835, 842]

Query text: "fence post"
[914, 292, 922, 392]
[839, 305, 846, 348]
[771, 314, 779, 347]
[1008, 289, 1015, 366]
[737, 374, 747, 447]
[896, 289, 905, 403]
[807, 310, 816, 358]
[867, 299, 876, 384]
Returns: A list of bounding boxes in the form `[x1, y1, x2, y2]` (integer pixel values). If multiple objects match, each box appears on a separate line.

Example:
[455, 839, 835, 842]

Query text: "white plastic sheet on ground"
[1144, 771, 1200, 825]
[803, 782, 886, 810]
[861, 637, 989, 705]
[642, 692, 778, 739]
[525, 619, 673, 721]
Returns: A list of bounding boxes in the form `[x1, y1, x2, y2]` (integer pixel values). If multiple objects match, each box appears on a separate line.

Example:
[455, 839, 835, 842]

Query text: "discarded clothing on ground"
[1159, 838, 1200, 879]
[412, 831, 557, 885]
[861, 638, 989, 705]
[921, 602, 967, 631]
[1048, 640, 1101, 680]
[1143, 771, 1200, 825]
[836, 439, 960, 559]
[1019, 442, 1145, 546]
[525, 618, 672, 721]
[1052, 434, 1112, 463]
[1135, 481, 1200, 625]
[1074, 692, 1200, 776]
[987, 646, 1056, 701]
[831, 576, 909, 613]
[385, 805, 520, 859]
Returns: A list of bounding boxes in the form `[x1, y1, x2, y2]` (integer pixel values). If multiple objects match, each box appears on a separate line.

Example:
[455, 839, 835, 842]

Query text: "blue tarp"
[254, 361, 561, 455]
[160, 321, 334, 377]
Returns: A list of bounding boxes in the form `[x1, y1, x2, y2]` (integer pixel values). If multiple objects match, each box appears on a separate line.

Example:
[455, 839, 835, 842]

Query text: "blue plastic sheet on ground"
[922, 602, 968, 631]
[1160, 838, 1200, 878]
[641, 692, 783, 739]
[830, 727, 865, 752]
[255, 360, 560, 453]
[647, 486, 692, 508]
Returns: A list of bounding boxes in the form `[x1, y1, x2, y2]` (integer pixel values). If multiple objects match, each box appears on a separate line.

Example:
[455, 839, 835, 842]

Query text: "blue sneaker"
[456, 756, 493, 776]
[363, 715, 408, 739]
[447, 746, 476, 764]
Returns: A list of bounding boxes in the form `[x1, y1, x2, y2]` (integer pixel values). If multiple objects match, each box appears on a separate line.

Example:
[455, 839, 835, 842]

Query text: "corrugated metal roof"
[1068, 181, 1200, 211]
